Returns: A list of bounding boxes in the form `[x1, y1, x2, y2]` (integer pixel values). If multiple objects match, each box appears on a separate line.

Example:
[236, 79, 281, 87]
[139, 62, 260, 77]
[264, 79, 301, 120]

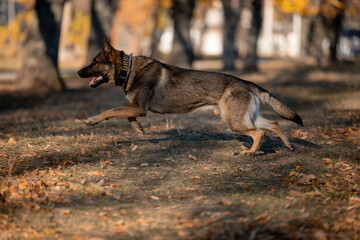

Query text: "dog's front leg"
[84, 105, 146, 126]
[128, 117, 145, 135]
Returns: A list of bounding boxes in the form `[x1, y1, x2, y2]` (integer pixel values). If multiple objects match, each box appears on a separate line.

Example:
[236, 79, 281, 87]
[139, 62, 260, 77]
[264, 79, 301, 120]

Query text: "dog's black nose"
[77, 70, 83, 76]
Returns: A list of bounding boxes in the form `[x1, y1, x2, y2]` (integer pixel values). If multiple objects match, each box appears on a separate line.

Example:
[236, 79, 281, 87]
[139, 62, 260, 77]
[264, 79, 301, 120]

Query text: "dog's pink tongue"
[89, 77, 99, 87]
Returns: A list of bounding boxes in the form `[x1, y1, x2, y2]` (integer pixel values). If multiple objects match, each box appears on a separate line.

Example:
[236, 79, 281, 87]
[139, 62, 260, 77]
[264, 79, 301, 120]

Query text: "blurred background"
[0, 0, 359, 94]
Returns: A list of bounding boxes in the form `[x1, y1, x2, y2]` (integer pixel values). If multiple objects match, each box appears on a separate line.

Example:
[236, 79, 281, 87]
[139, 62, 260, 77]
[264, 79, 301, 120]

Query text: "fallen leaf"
[140, 163, 150, 167]
[73, 236, 84, 240]
[128, 167, 139, 171]
[69, 183, 84, 191]
[18, 180, 28, 190]
[177, 230, 189, 238]
[296, 165, 303, 170]
[99, 212, 107, 217]
[289, 171, 299, 177]
[60, 209, 71, 215]
[43, 227, 58, 235]
[297, 174, 316, 185]
[110, 183, 121, 188]
[268, 187, 275, 194]
[154, 172, 163, 179]
[236, 181, 251, 186]
[8, 137, 16, 144]
[218, 199, 232, 206]
[97, 179, 105, 186]
[189, 154, 197, 160]
[113, 221, 128, 234]
[254, 213, 271, 224]
[87, 183, 105, 196]
[322, 158, 332, 164]
[43, 144, 51, 150]
[89, 171, 103, 176]
[150, 195, 160, 200]
[130, 144, 138, 151]
[313, 229, 327, 240]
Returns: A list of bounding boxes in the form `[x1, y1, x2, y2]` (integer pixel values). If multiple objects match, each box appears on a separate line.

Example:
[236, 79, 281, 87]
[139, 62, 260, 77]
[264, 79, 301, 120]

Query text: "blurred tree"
[150, 0, 171, 58]
[168, 0, 195, 68]
[221, 0, 243, 70]
[86, 0, 116, 63]
[244, 0, 262, 71]
[320, 0, 345, 62]
[17, 0, 66, 94]
[150, 0, 162, 58]
[116, 0, 170, 55]
[275, 0, 346, 63]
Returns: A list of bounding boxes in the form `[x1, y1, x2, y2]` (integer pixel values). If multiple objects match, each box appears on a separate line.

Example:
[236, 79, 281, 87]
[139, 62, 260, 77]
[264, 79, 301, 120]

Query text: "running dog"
[78, 36, 303, 156]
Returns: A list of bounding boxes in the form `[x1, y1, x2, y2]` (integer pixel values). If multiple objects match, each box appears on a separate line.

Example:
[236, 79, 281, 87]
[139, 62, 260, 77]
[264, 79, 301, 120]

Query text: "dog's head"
[78, 36, 120, 88]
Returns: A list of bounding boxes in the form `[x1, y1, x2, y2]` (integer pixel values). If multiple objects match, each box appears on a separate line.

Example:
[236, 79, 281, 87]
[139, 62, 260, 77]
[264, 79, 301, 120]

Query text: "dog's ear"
[102, 35, 112, 53]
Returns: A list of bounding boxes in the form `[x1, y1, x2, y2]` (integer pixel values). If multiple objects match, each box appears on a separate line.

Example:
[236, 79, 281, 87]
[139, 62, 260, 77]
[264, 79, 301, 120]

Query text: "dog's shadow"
[117, 128, 320, 155]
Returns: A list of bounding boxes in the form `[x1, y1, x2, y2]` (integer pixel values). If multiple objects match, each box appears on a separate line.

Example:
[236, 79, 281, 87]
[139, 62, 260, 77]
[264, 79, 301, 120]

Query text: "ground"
[0, 59, 359, 240]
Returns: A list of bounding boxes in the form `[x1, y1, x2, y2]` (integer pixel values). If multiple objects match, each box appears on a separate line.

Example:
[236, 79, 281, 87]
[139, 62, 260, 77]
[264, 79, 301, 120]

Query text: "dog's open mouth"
[89, 75, 104, 88]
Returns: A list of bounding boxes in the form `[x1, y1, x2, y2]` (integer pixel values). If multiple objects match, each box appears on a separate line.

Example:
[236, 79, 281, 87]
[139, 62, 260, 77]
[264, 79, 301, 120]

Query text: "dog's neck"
[114, 52, 132, 92]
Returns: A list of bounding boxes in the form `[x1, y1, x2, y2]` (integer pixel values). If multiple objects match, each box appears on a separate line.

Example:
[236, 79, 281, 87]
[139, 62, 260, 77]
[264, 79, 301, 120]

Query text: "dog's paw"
[240, 150, 263, 157]
[241, 150, 256, 157]
[84, 117, 100, 126]
[285, 143, 294, 151]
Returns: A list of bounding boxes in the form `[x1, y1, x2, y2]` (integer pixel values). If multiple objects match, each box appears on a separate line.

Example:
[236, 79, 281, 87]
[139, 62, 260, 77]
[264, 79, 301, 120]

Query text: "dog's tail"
[246, 81, 303, 126]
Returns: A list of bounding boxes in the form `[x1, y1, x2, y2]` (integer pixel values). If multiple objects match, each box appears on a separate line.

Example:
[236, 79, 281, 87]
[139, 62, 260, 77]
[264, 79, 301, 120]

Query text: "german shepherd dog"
[78, 36, 303, 156]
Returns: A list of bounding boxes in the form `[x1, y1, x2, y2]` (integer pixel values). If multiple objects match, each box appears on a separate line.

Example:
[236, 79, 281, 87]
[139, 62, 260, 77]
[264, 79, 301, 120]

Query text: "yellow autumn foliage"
[275, 0, 346, 17]
[117, 0, 172, 34]
[65, 11, 90, 51]
[0, 10, 34, 58]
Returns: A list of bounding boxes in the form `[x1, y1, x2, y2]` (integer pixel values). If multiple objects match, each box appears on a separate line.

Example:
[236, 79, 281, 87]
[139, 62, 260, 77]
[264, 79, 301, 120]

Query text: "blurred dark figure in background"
[221, 0, 243, 71]
[168, 0, 195, 68]
[244, 0, 262, 71]
[17, 0, 66, 94]
[86, 0, 116, 64]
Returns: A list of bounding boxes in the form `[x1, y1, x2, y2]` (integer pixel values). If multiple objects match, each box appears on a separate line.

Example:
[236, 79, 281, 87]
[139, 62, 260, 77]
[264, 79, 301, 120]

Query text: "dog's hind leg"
[219, 91, 265, 157]
[255, 117, 293, 150]
[128, 117, 145, 135]
[241, 128, 265, 156]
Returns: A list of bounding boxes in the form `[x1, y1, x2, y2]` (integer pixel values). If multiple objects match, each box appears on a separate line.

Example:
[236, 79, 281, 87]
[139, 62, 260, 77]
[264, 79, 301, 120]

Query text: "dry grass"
[0, 60, 360, 239]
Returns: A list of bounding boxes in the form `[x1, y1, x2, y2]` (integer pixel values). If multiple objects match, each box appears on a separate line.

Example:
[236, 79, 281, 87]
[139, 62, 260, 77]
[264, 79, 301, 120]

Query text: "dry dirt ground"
[0, 59, 359, 239]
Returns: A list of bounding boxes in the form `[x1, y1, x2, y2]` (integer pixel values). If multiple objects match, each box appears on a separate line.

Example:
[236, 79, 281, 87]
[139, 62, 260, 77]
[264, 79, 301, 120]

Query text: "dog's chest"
[125, 92, 136, 103]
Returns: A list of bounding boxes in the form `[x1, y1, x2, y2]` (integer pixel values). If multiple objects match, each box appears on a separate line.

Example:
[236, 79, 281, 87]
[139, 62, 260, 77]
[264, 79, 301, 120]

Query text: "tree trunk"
[150, 0, 162, 59]
[17, 0, 66, 95]
[86, 0, 114, 63]
[305, 16, 325, 64]
[244, 0, 262, 72]
[321, 11, 344, 63]
[221, 0, 243, 71]
[168, 0, 195, 68]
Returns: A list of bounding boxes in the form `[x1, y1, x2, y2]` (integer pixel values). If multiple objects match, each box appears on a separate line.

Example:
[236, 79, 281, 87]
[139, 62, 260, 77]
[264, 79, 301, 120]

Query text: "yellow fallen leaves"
[18, 180, 28, 190]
